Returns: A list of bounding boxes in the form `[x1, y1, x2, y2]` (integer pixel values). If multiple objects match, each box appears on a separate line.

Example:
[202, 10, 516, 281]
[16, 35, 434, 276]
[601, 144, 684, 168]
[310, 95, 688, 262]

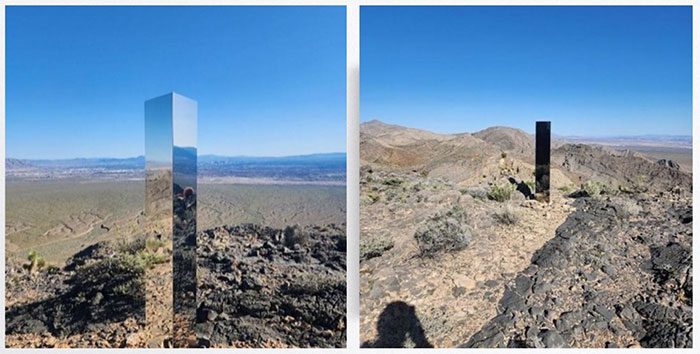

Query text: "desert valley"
[5, 154, 347, 348]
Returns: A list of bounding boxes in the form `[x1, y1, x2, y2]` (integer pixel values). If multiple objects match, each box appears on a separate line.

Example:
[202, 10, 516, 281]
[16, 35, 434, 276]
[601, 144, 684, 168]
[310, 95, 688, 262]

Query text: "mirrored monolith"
[145, 92, 197, 347]
[535, 121, 551, 202]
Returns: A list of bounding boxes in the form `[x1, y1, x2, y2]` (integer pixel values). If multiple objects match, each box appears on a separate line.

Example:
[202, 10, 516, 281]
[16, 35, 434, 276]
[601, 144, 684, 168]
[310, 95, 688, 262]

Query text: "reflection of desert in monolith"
[144, 167, 174, 346]
[172, 144, 197, 347]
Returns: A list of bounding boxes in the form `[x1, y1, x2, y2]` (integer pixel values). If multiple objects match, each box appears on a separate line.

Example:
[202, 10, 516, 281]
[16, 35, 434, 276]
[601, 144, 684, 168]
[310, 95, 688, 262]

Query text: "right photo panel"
[359, 6, 692, 349]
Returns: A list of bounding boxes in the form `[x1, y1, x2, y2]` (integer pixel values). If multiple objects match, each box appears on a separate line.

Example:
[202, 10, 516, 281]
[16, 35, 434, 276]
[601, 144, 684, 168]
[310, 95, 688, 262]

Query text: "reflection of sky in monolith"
[145, 94, 174, 169]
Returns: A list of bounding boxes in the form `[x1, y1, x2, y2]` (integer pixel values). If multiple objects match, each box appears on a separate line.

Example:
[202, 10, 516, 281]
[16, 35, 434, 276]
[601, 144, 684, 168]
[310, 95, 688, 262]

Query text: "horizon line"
[361, 119, 692, 138]
[7, 151, 348, 161]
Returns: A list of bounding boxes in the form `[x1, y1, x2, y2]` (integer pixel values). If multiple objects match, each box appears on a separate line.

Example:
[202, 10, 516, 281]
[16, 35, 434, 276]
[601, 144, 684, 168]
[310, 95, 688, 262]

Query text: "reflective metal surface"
[145, 92, 197, 347]
[171, 94, 198, 347]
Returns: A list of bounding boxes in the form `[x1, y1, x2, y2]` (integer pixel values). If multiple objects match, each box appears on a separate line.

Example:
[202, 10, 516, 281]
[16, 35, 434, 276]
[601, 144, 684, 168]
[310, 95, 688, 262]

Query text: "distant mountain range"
[6, 153, 347, 183]
[7, 156, 145, 169]
[555, 134, 691, 149]
[360, 120, 691, 191]
[7, 152, 345, 169]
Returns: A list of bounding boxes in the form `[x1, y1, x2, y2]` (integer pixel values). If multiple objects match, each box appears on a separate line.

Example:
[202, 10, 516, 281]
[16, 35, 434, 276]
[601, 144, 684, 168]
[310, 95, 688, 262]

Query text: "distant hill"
[13, 156, 146, 170]
[473, 126, 534, 156]
[360, 120, 494, 175]
[5, 158, 34, 169]
[6, 153, 345, 169]
[360, 119, 691, 191]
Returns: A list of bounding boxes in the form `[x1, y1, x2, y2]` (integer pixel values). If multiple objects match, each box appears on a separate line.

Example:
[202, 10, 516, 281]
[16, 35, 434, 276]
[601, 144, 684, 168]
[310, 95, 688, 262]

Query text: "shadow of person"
[361, 301, 434, 348]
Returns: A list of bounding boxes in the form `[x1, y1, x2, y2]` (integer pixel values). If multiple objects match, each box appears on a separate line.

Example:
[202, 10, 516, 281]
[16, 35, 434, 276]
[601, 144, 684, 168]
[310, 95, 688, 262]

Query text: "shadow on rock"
[6, 241, 146, 338]
[362, 301, 433, 348]
[508, 177, 534, 200]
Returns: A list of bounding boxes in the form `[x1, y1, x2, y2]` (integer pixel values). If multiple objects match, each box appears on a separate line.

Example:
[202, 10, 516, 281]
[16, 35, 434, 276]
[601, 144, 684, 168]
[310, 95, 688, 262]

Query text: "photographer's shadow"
[361, 301, 434, 348]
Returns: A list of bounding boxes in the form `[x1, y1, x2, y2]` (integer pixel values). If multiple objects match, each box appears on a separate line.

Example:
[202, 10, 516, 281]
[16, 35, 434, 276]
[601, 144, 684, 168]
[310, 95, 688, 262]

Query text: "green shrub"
[460, 186, 489, 200]
[414, 206, 471, 257]
[25, 250, 46, 273]
[493, 205, 519, 225]
[582, 180, 609, 197]
[360, 238, 394, 261]
[487, 182, 515, 202]
[283, 273, 345, 296]
[383, 178, 403, 186]
[118, 250, 168, 272]
[619, 175, 650, 194]
[146, 237, 166, 251]
[558, 185, 574, 194]
[138, 251, 168, 268]
[525, 180, 536, 193]
[283, 225, 308, 248]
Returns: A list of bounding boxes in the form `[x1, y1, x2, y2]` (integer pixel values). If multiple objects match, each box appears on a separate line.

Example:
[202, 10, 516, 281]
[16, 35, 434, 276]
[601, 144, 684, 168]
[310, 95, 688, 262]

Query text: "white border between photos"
[0, 0, 696, 353]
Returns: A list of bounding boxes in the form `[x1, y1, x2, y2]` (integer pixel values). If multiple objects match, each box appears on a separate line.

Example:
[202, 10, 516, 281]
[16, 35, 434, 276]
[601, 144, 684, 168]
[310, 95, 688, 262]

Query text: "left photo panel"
[5, 6, 347, 348]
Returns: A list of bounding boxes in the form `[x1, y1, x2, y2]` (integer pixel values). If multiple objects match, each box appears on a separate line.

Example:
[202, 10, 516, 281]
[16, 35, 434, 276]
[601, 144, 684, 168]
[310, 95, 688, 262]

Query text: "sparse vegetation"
[414, 206, 472, 257]
[25, 250, 46, 273]
[582, 180, 611, 197]
[118, 249, 168, 272]
[145, 237, 166, 251]
[493, 205, 519, 225]
[283, 225, 309, 248]
[487, 182, 515, 202]
[558, 185, 574, 194]
[611, 198, 643, 218]
[619, 175, 650, 194]
[524, 180, 535, 193]
[360, 238, 394, 261]
[383, 178, 403, 186]
[460, 186, 489, 200]
[284, 272, 345, 296]
[367, 192, 381, 204]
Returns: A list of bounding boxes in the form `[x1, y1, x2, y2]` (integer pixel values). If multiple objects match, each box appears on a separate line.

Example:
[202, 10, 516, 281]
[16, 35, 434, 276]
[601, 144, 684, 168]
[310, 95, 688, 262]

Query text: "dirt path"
[360, 173, 575, 347]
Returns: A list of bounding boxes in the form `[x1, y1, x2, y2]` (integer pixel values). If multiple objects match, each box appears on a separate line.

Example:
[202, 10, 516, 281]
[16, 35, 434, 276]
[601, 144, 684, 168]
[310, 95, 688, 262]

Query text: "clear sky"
[7, 6, 346, 159]
[361, 6, 692, 137]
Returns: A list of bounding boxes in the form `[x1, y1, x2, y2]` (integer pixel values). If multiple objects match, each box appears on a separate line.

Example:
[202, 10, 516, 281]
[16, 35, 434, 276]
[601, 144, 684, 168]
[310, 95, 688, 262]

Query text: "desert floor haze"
[359, 120, 691, 348]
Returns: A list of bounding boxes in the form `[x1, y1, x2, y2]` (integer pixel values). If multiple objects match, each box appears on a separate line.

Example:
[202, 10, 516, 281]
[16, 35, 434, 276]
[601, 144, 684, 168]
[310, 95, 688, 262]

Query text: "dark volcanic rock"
[6, 241, 147, 339]
[6, 220, 346, 348]
[656, 159, 680, 170]
[463, 193, 692, 348]
[196, 223, 346, 348]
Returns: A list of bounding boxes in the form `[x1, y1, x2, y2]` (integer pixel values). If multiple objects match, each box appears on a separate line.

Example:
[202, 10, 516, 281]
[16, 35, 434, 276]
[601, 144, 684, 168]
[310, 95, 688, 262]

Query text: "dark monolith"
[535, 121, 550, 202]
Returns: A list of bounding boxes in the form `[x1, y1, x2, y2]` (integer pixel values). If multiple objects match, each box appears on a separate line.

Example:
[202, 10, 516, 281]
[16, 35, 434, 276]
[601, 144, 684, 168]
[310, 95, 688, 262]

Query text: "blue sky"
[7, 6, 346, 159]
[361, 6, 692, 137]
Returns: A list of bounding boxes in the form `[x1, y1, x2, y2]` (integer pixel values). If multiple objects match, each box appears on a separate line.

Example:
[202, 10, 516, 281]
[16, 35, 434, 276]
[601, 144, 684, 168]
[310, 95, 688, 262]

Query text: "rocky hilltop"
[360, 120, 691, 348]
[5, 223, 346, 348]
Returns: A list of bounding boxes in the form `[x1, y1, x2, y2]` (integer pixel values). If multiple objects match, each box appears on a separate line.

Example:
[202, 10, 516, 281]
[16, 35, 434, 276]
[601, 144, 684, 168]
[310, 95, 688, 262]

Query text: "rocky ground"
[359, 165, 692, 348]
[196, 223, 346, 348]
[5, 222, 346, 348]
[5, 239, 149, 348]
[359, 120, 693, 348]
[360, 168, 576, 347]
[463, 191, 692, 348]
